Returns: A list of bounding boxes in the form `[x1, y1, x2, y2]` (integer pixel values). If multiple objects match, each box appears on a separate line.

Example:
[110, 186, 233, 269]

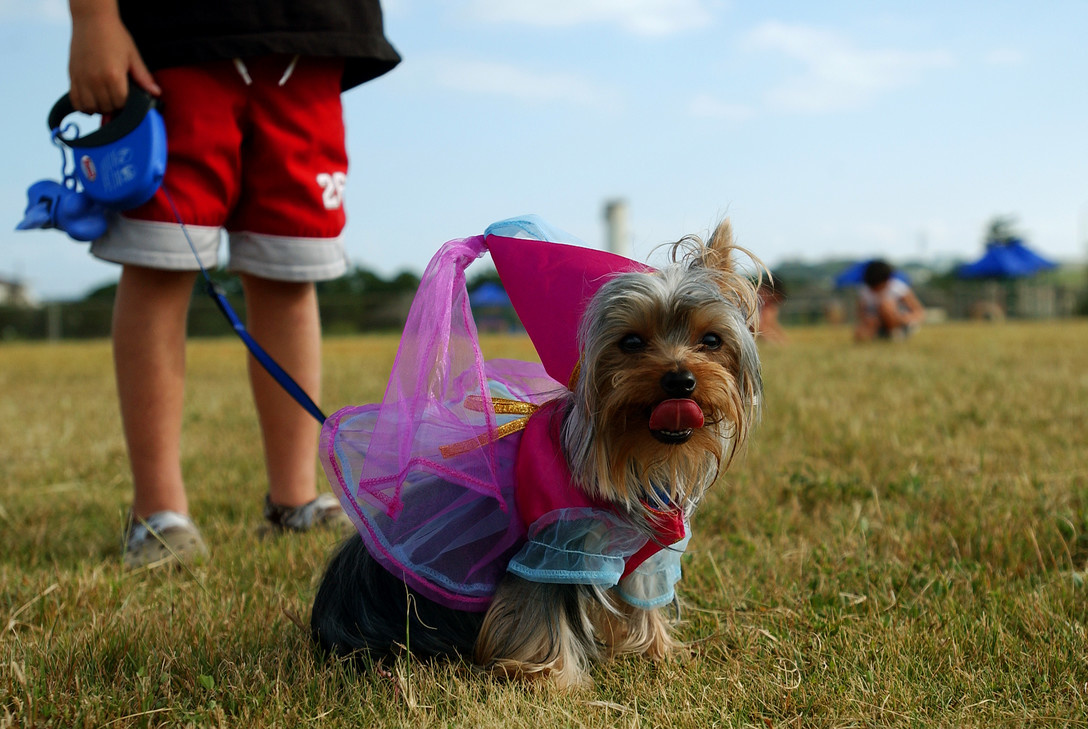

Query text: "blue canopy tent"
[956, 238, 1058, 319]
[834, 260, 910, 288]
[957, 239, 1058, 279]
[469, 281, 517, 332]
[468, 281, 511, 307]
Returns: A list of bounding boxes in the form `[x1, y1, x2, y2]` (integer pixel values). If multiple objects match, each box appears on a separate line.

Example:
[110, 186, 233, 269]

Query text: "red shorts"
[91, 56, 350, 281]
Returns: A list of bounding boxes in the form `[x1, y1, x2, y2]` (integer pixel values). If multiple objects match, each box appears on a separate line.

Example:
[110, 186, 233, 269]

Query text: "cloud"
[688, 93, 754, 122]
[745, 21, 954, 113]
[463, 0, 715, 36]
[430, 58, 622, 109]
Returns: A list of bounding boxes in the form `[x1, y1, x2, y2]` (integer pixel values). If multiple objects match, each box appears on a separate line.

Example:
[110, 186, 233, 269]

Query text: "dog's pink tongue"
[649, 399, 704, 430]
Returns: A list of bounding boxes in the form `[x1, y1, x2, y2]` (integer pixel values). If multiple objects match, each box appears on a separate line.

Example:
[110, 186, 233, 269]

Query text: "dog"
[311, 218, 762, 689]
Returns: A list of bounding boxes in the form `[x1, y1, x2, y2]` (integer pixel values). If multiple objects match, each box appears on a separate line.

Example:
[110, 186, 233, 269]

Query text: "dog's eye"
[618, 333, 647, 354]
[700, 333, 723, 350]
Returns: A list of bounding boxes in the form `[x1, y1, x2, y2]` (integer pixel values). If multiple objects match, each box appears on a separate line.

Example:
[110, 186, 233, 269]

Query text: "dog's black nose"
[661, 369, 697, 397]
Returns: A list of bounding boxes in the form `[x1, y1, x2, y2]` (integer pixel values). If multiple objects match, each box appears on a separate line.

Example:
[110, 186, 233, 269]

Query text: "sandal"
[263, 493, 350, 532]
[123, 510, 208, 569]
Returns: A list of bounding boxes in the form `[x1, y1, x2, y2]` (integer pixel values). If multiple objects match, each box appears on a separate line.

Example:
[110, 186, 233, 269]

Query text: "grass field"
[2, 321, 1087, 728]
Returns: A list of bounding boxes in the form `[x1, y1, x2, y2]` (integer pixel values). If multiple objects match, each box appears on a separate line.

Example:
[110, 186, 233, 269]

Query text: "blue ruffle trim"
[507, 507, 690, 608]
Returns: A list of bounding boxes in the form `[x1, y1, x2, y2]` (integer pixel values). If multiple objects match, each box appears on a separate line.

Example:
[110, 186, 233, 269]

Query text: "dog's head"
[560, 220, 762, 513]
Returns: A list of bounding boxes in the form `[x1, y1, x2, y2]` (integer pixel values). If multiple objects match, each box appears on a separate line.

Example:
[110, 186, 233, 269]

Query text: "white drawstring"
[278, 55, 300, 86]
[233, 58, 253, 85]
[234, 56, 300, 86]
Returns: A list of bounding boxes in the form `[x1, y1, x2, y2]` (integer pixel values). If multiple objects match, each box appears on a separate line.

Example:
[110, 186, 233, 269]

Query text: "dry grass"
[2, 322, 1087, 728]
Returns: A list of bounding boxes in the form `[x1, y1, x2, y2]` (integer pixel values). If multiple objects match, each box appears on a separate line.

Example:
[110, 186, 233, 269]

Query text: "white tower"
[604, 199, 631, 258]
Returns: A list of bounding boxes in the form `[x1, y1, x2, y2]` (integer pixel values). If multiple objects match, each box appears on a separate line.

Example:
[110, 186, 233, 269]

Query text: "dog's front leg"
[474, 575, 598, 689]
[595, 596, 677, 662]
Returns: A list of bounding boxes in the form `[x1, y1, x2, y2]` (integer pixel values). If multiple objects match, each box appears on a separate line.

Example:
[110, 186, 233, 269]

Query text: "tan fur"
[474, 579, 598, 689]
[594, 599, 677, 661]
[475, 579, 678, 689]
[674, 219, 763, 331]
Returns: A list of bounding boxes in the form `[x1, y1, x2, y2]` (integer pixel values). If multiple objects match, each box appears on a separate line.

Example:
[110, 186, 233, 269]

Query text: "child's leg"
[239, 274, 321, 508]
[876, 297, 908, 331]
[854, 315, 878, 341]
[112, 265, 199, 518]
[221, 58, 346, 512]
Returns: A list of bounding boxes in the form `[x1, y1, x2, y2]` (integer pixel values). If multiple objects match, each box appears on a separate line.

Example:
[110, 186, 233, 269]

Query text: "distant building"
[0, 277, 37, 308]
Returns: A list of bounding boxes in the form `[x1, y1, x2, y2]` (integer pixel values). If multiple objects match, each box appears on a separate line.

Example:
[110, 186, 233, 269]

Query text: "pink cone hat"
[485, 223, 653, 387]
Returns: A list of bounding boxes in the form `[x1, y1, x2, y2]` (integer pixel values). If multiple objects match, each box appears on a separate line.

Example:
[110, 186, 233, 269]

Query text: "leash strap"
[163, 188, 327, 424]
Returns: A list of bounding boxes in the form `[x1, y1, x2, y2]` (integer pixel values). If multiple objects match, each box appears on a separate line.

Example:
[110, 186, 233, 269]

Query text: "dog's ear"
[701, 219, 736, 274]
[671, 218, 737, 274]
[671, 218, 762, 315]
[686, 218, 763, 328]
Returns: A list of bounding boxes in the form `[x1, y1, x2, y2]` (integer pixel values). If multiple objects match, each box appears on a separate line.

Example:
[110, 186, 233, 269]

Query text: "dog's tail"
[310, 534, 485, 664]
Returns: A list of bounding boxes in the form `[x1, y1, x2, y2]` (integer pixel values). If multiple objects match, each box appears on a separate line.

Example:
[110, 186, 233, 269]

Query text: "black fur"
[310, 534, 485, 664]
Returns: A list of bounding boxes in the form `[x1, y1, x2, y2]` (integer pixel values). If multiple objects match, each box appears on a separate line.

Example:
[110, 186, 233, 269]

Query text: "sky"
[2, 0, 1086, 300]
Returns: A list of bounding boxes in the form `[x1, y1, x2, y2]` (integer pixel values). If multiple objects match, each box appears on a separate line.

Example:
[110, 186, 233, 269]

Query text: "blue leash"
[163, 188, 327, 424]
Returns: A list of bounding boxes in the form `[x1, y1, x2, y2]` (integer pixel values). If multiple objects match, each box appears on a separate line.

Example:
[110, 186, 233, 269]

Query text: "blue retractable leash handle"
[20, 85, 327, 424]
[16, 87, 168, 241]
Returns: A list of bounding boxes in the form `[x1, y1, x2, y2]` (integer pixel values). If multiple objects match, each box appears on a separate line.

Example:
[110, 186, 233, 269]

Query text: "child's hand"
[68, 0, 159, 114]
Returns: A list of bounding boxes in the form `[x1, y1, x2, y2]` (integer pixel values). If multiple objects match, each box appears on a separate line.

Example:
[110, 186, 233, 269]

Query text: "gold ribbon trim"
[568, 360, 581, 392]
[464, 395, 537, 417]
[438, 396, 541, 459]
[438, 356, 582, 459]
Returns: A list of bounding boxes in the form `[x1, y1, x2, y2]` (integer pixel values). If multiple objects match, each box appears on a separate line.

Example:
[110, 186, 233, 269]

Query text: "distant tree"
[316, 266, 419, 296]
[388, 271, 422, 292]
[83, 281, 119, 301]
[83, 269, 242, 303]
[983, 215, 1022, 247]
[82, 266, 421, 302]
[467, 269, 503, 292]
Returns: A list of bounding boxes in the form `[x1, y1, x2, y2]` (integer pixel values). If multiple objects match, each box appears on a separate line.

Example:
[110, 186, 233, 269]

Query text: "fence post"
[47, 303, 62, 341]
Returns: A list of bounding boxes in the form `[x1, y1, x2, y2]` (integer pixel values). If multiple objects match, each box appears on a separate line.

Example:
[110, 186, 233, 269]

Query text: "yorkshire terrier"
[311, 219, 762, 689]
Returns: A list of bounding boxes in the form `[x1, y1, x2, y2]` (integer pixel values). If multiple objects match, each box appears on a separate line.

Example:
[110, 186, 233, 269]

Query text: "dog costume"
[321, 217, 690, 613]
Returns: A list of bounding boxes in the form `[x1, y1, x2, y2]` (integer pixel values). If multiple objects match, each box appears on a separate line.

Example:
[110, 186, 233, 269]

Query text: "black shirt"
[119, 0, 400, 91]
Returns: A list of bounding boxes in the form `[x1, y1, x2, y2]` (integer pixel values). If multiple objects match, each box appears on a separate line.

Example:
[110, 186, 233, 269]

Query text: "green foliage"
[0, 267, 423, 340]
[316, 266, 420, 297]
[82, 280, 121, 301]
[983, 215, 1024, 247]
[78, 266, 418, 304]
[2, 324, 1088, 727]
[81, 265, 421, 303]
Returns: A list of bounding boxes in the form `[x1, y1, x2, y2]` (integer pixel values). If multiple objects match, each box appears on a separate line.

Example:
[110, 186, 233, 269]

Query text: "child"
[756, 275, 788, 344]
[853, 260, 925, 342]
[66, 0, 400, 567]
